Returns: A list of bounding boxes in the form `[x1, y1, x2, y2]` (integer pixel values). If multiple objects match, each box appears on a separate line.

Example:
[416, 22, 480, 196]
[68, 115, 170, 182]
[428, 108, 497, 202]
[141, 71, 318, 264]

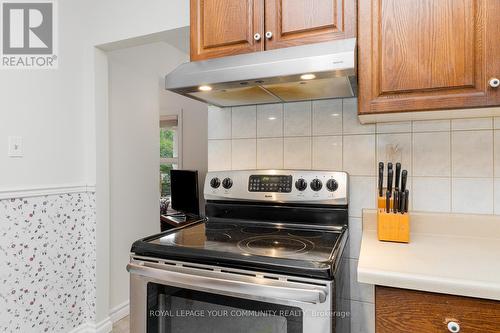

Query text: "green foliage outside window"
[160, 128, 174, 158]
[160, 128, 176, 197]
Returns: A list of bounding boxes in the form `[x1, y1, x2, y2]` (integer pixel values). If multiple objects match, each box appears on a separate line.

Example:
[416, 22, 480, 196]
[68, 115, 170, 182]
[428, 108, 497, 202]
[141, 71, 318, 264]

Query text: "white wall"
[83, 1, 191, 325]
[0, 0, 88, 190]
[0, 0, 191, 328]
[107, 41, 208, 311]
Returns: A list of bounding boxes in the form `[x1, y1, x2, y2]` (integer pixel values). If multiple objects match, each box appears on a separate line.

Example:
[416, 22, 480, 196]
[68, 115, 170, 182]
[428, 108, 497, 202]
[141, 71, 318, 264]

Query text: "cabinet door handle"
[253, 33, 261, 41]
[265, 31, 273, 39]
[489, 78, 500, 88]
[447, 321, 460, 332]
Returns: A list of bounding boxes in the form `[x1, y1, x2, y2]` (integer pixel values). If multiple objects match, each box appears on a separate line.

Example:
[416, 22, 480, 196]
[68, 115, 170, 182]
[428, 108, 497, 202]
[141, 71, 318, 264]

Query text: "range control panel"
[204, 170, 348, 205]
[248, 175, 292, 193]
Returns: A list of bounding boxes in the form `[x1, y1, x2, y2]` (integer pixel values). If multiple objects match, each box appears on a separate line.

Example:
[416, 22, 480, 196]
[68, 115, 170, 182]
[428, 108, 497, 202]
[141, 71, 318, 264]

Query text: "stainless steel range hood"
[165, 38, 357, 107]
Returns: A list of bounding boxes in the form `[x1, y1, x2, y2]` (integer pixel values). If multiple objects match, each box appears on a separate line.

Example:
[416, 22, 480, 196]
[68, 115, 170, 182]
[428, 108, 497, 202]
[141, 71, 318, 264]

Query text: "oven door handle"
[127, 263, 328, 304]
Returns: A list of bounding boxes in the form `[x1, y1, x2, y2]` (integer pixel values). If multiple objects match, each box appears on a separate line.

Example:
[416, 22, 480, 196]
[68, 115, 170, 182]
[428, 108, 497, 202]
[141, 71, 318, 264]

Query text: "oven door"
[128, 257, 348, 333]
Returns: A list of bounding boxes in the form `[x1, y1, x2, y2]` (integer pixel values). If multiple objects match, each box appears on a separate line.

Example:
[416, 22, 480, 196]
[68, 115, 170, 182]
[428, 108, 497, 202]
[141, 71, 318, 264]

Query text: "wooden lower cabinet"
[375, 286, 500, 332]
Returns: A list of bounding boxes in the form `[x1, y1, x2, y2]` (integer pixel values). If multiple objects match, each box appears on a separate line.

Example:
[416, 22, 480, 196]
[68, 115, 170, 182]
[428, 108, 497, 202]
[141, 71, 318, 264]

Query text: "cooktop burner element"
[237, 235, 314, 257]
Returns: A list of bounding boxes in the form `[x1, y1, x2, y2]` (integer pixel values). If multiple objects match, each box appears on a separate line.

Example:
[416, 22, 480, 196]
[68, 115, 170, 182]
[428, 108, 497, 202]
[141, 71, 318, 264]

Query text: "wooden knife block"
[378, 196, 393, 209]
[377, 209, 410, 243]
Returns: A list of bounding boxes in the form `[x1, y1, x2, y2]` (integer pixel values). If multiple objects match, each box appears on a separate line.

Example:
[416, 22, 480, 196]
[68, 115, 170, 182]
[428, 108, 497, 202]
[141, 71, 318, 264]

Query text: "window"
[160, 115, 180, 198]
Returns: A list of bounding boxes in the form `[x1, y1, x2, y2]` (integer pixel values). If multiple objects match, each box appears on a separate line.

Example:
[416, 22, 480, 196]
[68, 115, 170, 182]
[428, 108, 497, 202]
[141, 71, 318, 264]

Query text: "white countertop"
[358, 209, 500, 300]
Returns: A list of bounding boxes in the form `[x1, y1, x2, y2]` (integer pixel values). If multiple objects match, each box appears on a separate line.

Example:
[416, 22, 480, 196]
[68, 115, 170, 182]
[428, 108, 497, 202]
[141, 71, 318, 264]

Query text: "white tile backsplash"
[413, 132, 451, 177]
[348, 217, 362, 259]
[495, 179, 500, 214]
[312, 99, 342, 135]
[413, 177, 451, 213]
[452, 130, 493, 177]
[312, 136, 342, 170]
[231, 105, 256, 139]
[376, 121, 411, 134]
[208, 101, 498, 216]
[257, 138, 283, 169]
[376, 133, 412, 175]
[284, 101, 312, 137]
[343, 98, 375, 135]
[349, 259, 375, 303]
[452, 178, 494, 214]
[343, 135, 376, 176]
[351, 300, 375, 333]
[231, 139, 256, 170]
[495, 130, 500, 177]
[257, 103, 283, 138]
[495, 117, 500, 129]
[208, 140, 231, 171]
[284, 137, 312, 169]
[348, 176, 377, 218]
[412, 119, 451, 132]
[208, 106, 231, 139]
[451, 117, 493, 131]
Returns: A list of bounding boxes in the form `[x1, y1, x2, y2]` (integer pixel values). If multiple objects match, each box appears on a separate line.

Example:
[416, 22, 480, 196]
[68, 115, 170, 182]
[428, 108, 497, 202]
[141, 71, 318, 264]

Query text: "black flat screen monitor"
[170, 170, 199, 216]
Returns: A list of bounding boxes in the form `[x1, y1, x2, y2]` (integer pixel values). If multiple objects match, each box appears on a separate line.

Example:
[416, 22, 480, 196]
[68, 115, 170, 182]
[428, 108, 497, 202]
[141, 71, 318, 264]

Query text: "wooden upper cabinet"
[190, 0, 264, 61]
[358, 0, 500, 115]
[190, 0, 356, 60]
[264, 0, 356, 50]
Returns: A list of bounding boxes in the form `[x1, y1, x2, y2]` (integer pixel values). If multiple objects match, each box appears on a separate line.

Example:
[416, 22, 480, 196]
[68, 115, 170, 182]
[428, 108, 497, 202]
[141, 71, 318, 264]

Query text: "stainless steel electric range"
[128, 170, 350, 333]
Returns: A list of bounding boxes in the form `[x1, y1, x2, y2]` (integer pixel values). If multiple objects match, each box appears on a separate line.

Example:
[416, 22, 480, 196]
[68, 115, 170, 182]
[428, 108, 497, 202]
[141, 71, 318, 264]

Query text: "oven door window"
[147, 282, 303, 333]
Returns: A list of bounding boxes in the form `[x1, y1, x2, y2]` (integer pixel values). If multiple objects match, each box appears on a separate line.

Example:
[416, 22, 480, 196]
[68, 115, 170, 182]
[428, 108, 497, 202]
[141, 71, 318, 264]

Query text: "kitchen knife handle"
[400, 191, 406, 214]
[401, 170, 408, 192]
[404, 189, 409, 213]
[386, 190, 391, 213]
[387, 169, 393, 194]
[378, 162, 384, 197]
[395, 163, 401, 190]
[393, 190, 399, 213]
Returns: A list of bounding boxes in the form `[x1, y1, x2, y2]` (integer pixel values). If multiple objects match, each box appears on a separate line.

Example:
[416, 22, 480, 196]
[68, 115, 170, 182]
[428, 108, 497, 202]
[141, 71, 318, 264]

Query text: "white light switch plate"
[8, 136, 23, 157]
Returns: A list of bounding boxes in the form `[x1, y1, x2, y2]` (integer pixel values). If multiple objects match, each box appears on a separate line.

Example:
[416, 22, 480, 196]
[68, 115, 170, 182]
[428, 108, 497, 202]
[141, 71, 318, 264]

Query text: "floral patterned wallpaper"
[0, 192, 96, 333]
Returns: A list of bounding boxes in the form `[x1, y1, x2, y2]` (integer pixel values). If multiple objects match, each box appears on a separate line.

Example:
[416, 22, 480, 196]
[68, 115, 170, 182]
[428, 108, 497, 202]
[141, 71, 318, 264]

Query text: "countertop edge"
[358, 210, 500, 301]
[358, 266, 500, 301]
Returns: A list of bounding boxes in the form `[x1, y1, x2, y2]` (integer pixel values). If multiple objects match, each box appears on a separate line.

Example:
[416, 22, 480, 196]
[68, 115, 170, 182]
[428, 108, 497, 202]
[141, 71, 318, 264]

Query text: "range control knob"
[326, 179, 339, 192]
[222, 178, 233, 189]
[295, 178, 307, 191]
[210, 177, 221, 188]
[310, 179, 323, 192]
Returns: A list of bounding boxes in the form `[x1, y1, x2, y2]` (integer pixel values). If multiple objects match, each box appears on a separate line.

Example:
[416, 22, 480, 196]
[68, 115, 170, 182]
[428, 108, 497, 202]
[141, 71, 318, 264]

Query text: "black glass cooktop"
[131, 221, 347, 279]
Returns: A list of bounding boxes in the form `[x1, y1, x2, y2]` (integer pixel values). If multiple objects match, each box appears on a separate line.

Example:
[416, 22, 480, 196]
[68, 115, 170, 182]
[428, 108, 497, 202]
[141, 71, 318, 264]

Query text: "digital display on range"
[248, 175, 292, 193]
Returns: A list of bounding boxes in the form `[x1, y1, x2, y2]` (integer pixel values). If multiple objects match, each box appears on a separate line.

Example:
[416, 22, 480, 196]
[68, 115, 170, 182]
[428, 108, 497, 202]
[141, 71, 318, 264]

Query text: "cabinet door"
[376, 287, 500, 333]
[264, 0, 356, 50]
[358, 0, 500, 115]
[190, 0, 264, 61]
